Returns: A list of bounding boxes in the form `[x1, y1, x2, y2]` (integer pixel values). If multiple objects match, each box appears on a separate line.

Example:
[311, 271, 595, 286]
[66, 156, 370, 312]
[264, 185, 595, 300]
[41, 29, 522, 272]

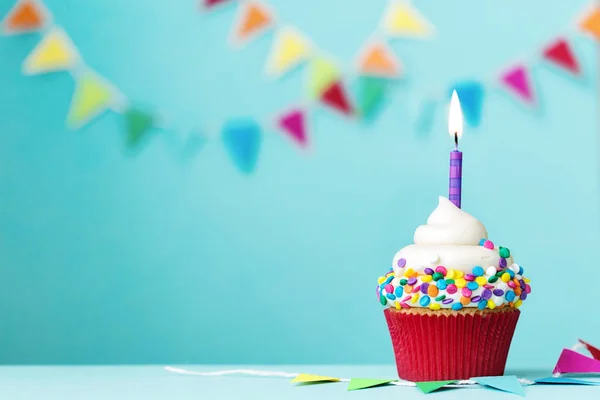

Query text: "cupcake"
[377, 196, 531, 381]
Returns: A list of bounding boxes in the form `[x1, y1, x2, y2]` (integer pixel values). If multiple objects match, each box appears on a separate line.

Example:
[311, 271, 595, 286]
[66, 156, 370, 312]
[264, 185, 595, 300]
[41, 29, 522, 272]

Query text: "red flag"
[321, 81, 353, 115]
[579, 339, 600, 360]
[543, 38, 580, 75]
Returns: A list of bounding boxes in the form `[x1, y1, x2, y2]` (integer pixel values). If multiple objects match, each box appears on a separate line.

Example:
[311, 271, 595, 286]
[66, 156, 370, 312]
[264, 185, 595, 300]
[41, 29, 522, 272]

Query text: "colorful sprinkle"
[395, 286, 404, 297]
[400, 279, 408, 286]
[483, 240, 494, 249]
[471, 295, 482, 303]
[411, 294, 420, 304]
[377, 276, 386, 284]
[435, 266, 447, 276]
[452, 302, 463, 311]
[432, 272, 444, 281]
[455, 270, 464, 279]
[446, 269, 456, 279]
[520, 292, 528, 300]
[483, 284, 494, 289]
[386, 293, 396, 300]
[515, 299, 523, 308]
[501, 273, 511, 283]
[400, 301, 410, 309]
[481, 288, 492, 300]
[424, 267, 434, 275]
[421, 275, 433, 283]
[507, 269, 515, 278]
[397, 258, 407, 268]
[487, 299, 496, 309]
[525, 284, 531, 294]
[461, 287, 472, 297]
[428, 285, 439, 297]
[380, 295, 387, 305]
[429, 303, 441, 311]
[445, 279, 455, 284]
[460, 296, 471, 305]
[436, 280, 448, 290]
[507, 280, 517, 289]
[499, 247, 510, 258]
[472, 266, 484, 276]
[505, 291, 516, 302]
[405, 268, 417, 277]
[395, 301, 401, 310]
[455, 278, 467, 288]
[486, 266, 497, 276]
[465, 274, 475, 282]
[446, 284, 458, 294]
[479, 238, 486, 246]
[435, 294, 446, 301]
[402, 295, 412, 302]
[499, 258, 507, 268]
[477, 300, 487, 310]
[413, 285, 421, 293]
[442, 298, 454, 304]
[384, 284, 394, 293]
[493, 289, 505, 296]
[475, 276, 487, 286]
[420, 283, 430, 294]
[419, 295, 430, 306]
[467, 282, 479, 291]
[510, 263, 520, 273]
[488, 276, 498, 283]
[404, 285, 413, 294]
[407, 277, 417, 285]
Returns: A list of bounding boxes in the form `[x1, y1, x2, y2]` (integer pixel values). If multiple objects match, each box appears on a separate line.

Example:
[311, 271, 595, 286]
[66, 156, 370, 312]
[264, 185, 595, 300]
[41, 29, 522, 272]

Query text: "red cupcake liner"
[384, 307, 520, 381]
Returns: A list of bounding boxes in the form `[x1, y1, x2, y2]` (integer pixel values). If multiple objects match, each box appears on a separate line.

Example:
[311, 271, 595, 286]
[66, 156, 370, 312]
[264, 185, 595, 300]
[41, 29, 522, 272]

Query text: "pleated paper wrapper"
[384, 307, 520, 381]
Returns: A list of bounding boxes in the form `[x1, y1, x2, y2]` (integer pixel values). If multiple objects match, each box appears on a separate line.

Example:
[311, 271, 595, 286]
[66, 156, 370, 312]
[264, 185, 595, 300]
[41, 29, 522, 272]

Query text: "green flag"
[415, 380, 457, 394]
[124, 107, 155, 147]
[347, 378, 394, 391]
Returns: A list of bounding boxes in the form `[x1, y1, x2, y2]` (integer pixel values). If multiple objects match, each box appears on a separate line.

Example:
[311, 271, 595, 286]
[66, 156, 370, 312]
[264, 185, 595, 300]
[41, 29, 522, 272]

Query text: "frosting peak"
[414, 197, 487, 246]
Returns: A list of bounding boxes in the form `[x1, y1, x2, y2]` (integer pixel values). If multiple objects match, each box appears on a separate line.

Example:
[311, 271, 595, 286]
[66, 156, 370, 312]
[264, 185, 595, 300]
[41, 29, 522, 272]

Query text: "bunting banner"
[231, 1, 274, 45]
[2, 1, 597, 174]
[347, 378, 393, 391]
[472, 376, 526, 397]
[22, 27, 79, 75]
[1, 0, 48, 35]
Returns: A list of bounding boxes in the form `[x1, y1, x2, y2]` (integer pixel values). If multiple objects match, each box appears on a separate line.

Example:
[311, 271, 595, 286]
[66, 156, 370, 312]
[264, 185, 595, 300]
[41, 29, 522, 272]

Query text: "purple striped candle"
[449, 150, 462, 208]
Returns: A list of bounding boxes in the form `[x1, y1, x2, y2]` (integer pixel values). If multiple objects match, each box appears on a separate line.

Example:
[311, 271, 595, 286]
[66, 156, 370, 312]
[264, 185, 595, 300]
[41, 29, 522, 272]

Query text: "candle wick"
[454, 133, 459, 150]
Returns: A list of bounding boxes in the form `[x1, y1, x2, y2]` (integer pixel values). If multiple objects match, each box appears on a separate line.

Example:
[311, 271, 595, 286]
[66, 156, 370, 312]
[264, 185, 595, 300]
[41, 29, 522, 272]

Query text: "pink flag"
[277, 108, 308, 147]
[500, 65, 534, 104]
[553, 348, 600, 375]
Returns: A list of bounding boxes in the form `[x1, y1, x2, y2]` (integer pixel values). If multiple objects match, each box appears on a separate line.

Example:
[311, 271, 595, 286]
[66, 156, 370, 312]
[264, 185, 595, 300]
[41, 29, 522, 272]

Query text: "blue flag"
[449, 80, 484, 127]
[222, 118, 262, 173]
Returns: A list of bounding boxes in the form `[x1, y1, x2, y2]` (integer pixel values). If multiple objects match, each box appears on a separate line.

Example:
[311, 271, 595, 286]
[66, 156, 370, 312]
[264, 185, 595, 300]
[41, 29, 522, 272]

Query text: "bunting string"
[2, 0, 599, 174]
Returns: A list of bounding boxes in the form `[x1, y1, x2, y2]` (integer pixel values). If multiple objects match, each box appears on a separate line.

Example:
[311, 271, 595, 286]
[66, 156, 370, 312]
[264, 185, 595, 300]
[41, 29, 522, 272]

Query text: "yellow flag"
[22, 27, 79, 75]
[266, 26, 311, 77]
[67, 71, 115, 128]
[382, 1, 433, 38]
[291, 373, 340, 383]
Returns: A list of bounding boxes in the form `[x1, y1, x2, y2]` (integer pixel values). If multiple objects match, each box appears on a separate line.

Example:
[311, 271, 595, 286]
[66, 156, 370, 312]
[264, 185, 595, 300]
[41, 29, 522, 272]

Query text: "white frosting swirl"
[393, 197, 513, 274]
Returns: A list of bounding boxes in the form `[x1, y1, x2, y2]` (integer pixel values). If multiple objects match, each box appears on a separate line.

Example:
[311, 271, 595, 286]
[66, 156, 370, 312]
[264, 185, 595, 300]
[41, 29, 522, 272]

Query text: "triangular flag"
[124, 107, 155, 147]
[277, 108, 308, 147]
[22, 28, 79, 75]
[222, 118, 262, 173]
[306, 56, 339, 99]
[415, 380, 457, 394]
[579, 6, 600, 40]
[579, 339, 600, 360]
[291, 373, 340, 383]
[382, 1, 434, 38]
[535, 376, 600, 385]
[357, 41, 401, 78]
[553, 348, 600, 375]
[321, 80, 353, 115]
[67, 71, 115, 128]
[202, 0, 232, 9]
[1, 0, 48, 34]
[232, 1, 273, 44]
[347, 378, 393, 391]
[266, 26, 311, 77]
[449, 81, 484, 127]
[500, 65, 534, 104]
[472, 376, 525, 397]
[542, 38, 580, 75]
[358, 77, 387, 121]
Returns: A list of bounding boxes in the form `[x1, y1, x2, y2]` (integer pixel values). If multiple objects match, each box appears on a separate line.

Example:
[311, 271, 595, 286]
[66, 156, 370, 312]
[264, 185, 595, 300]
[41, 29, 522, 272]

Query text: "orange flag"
[356, 41, 401, 78]
[579, 6, 600, 40]
[232, 1, 274, 44]
[1, 0, 48, 34]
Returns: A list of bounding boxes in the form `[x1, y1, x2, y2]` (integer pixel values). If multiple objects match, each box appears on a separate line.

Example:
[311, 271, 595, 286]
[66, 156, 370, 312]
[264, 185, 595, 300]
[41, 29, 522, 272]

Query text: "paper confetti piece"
[265, 26, 311, 77]
[553, 348, 600, 375]
[222, 118, 262, 173]
[449, 80, 484, 127]
[291, 374, 340, 383]
[381, 1, 434, 38]
[232, 1, 274, 44]
[356, 41, 401, 78]
[415, 380, 457, 394]
[542, 37, 580, 75]
[277, 108, 308, 147]
[579, 6, 600, 40]
[124, 107, 155, 147]
[472, 376, 525, 397]
[306, 55, 339, 99]
[320, 80, 353, 115]
[500, 64, 534, 104]
[22, 27, 79, 75]
[579, 339, 600, 360]
[535, 376, 600, 385]
[358, 77, 387, 121]
[67, 71, 115, 128]
[1, 0, 48, 34]
[347, 378, 394, 391]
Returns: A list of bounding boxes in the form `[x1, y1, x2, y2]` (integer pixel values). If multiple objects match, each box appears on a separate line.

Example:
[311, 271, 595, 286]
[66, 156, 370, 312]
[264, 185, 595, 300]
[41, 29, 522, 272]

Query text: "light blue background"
[0, 0, 598, 368]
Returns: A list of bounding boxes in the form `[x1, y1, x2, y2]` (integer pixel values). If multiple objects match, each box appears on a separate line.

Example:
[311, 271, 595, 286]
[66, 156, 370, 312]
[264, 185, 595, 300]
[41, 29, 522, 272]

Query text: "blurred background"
[0, 0, 598, 369]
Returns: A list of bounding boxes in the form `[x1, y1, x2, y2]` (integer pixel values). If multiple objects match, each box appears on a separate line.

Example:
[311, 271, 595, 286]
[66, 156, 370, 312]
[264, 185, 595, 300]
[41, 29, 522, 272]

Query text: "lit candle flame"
[448, 90, 463, 140]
